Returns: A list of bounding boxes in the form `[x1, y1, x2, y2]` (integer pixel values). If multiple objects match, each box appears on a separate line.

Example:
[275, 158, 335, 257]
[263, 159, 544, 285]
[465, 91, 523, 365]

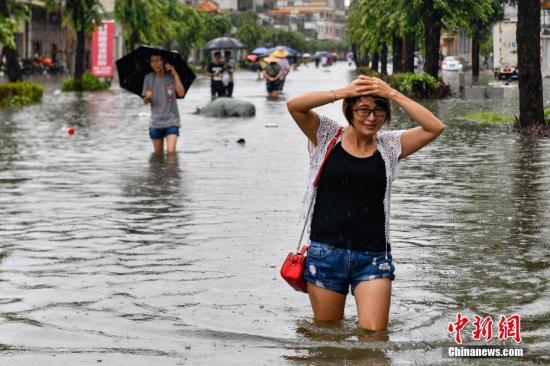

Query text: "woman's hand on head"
[357, 75, 397, 99]
[340, 77, 372, 98]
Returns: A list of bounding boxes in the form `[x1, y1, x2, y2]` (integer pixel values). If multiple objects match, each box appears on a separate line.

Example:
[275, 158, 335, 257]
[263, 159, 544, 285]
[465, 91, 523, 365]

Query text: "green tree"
[0, 1, 28, 82]
[200, 13, 232, 42]
[231, 10, 265, 49]
[114, 0, 167, 53]
[467, 0, 502, 80]
[414, 0, 493, 78]
[46, 0, 104, 86]
[263, 29, 306, 52]
[236, 22, 266, 49]
[229, 10, 257, 28]
[165, 0, 204, 58]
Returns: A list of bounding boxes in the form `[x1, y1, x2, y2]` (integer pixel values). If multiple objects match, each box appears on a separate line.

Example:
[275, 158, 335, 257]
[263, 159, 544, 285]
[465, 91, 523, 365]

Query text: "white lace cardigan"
[303, 114, 405, 256]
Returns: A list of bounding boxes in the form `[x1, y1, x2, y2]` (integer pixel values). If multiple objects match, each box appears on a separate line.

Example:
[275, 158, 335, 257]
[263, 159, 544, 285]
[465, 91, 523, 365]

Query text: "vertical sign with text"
[91, 20, 115, 78]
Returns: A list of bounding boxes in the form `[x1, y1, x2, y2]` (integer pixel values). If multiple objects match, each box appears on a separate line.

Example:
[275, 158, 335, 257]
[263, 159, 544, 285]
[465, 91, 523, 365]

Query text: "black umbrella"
[116, 45, 195, 99]
[204, 37, 245, 50]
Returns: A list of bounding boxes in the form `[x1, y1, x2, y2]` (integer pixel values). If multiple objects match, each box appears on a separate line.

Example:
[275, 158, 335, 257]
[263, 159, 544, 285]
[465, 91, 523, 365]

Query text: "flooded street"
[1, 64, 549, 365]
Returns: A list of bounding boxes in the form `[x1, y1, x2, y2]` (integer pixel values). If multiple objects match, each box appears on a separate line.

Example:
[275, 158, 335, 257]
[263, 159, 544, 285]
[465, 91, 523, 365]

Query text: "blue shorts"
[266, 80, 283, 92]
[149, 126, 179, 140]
[304, 241, 395, 295]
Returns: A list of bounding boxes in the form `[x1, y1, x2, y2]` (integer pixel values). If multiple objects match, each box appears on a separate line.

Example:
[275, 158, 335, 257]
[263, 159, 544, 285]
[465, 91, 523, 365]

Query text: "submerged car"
[441, 56, 465, 71]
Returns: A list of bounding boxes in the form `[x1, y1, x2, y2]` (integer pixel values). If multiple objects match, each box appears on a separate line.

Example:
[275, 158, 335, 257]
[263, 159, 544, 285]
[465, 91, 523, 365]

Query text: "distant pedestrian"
[142, 53, 186, 154]
[207, 52, 224, 100]
[272, 47, 291, 92]
[262, 55, 285, 98]
[223, 50, 235, 97]
[347, 52, 354, 66]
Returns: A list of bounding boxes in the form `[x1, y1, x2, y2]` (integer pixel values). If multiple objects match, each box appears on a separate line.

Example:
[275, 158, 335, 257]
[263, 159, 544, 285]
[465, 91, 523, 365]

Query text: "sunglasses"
[354, 107, 386, 118]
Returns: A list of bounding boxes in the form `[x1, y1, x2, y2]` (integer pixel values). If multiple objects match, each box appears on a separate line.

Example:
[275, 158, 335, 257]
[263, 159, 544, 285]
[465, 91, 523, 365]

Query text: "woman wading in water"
[287, 75, 445, 331]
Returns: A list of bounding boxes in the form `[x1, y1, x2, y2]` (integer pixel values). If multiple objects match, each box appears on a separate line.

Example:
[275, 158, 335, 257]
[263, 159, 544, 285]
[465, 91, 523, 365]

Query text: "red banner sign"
[91, 20, 115, 77]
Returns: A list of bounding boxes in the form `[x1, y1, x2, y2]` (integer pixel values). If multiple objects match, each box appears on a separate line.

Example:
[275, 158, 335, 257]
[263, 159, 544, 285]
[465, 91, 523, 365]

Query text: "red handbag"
[280, 127, 344, 293]
[280, 245, 309, 292]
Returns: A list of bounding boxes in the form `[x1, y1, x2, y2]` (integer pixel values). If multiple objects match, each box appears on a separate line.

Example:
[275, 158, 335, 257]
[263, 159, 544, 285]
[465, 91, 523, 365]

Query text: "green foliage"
[387, 72, 450, 98]
[229, 10, 258, 28]
[200, 13, 232, 43]
[356, 67, 381, 78]
[61, 72, 111, 92]
[464, 111, 514, 123]
[236, 22, 267, 49]
[0, 82, 44, 108]
[262, 28, 306, 52]
[347, 0, 496, 71]
[114, 0, 166, 51]
[0, 1, 29, 48]
[167, 1, 204, 55]
[45, 0, 104, 34]
[304, 39, 348, 54]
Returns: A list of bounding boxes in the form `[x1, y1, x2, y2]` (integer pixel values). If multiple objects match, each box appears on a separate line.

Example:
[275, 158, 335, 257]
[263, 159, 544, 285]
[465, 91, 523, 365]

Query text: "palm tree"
[46, 0, 103, 86]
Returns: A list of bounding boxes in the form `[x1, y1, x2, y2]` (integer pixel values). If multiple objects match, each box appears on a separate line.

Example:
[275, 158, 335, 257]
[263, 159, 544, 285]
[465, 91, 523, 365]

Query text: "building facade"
[267, 0, 346, 40]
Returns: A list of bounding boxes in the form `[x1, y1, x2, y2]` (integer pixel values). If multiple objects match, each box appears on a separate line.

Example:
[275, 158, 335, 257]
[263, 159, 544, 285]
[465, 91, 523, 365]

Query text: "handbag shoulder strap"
[296, 126, 344, 252]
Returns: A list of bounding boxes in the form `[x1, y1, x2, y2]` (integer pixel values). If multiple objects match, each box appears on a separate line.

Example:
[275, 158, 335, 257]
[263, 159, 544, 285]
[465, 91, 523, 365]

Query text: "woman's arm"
[286, 78, 371, 145]
[359, 75, 445, 159]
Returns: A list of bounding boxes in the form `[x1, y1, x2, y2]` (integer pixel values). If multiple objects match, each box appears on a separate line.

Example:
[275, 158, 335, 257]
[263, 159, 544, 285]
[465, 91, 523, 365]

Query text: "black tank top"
[310, 141, 387, 251]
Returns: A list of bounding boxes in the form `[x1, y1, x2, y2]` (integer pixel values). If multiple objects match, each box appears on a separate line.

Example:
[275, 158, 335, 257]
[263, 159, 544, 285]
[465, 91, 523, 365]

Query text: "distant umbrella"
[204, 37, 245, 50]
[251, 47, 269, 56]
[246, 54, 258, 62]
[269, 45, 297, 55]
[116, 45, 195, 99]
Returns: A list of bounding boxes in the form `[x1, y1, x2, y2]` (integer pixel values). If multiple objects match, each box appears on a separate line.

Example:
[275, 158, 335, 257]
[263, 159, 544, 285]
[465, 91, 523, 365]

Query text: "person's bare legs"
[166, 134, 178, 154]
[152, 138, 164, 154]
[353, 278, 392, 331]
[307, 282, 346, 322]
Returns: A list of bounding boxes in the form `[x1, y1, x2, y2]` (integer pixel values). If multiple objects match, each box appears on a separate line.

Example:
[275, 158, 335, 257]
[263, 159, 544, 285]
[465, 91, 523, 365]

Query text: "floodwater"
[1, 64, 549, 365]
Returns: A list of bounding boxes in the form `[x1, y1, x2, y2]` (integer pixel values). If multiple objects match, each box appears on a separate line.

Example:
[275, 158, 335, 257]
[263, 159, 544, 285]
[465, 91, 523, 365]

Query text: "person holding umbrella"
[142, 52, 186, 154]
[207, 52, 225, 100]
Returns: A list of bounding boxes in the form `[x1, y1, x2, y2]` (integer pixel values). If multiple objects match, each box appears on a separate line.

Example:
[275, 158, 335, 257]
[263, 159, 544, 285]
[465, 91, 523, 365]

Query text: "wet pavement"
[1, 63, 549, 365]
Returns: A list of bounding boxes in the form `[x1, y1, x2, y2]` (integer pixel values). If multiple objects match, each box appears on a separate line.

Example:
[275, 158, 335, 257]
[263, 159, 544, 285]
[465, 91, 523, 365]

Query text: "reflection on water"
[0, 112, 18, 172]
[0, 64, 549, 365]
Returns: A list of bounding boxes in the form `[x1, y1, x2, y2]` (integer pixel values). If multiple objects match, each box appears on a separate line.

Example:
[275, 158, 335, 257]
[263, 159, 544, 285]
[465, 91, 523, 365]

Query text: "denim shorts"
[304, 240, 395, 295]
[266, 80, 283, 92]
[149, 126, 179, 140]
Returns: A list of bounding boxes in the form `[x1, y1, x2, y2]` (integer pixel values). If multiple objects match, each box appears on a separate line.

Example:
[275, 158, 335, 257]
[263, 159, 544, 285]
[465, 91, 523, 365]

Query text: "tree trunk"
[130, 30, 139, 53]
[392, 35, 402, 73]
[471, 26, 480, 83]
[4, 47, 23, 82]
[352, 43, 366, 67]
[422, 0, 442, 79]
[371, 52, 379, 72]
[516, 0, 544, 128]
[402, 36, 415, 73]
[74, 29, 86, 86]
[362, 48, 370, 68]
[381, 43, 388, 75]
